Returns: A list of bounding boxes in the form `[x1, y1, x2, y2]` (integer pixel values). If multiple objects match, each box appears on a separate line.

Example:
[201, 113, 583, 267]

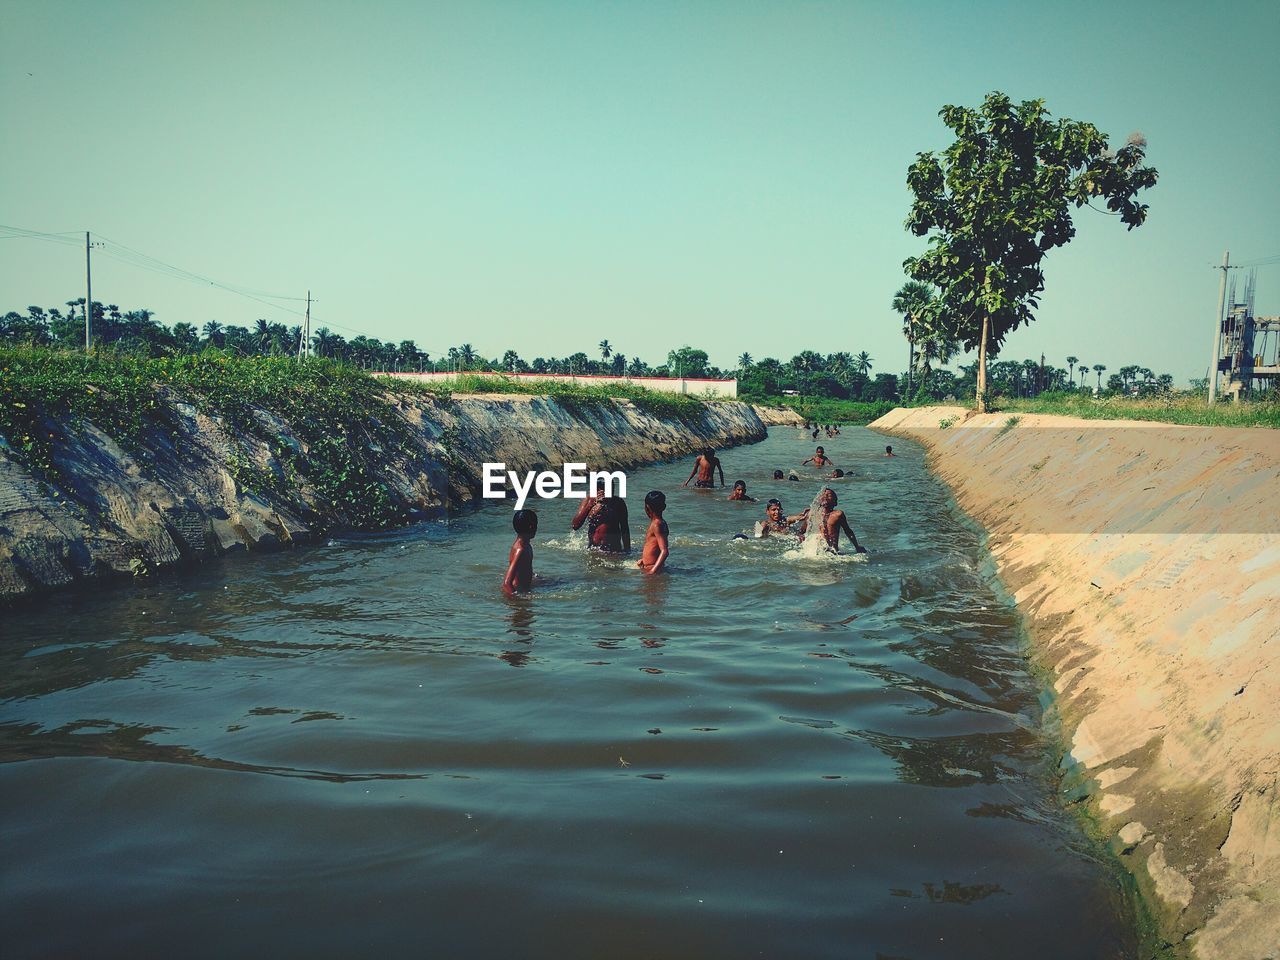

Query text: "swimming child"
[637, 491, 670, 575]
[885, 445, 895, 457]
[829, 468, 845, 479]
[773, 469, 785, 481]
[502, 509, 538, 595]
[802, 446, 834, 469]
[728, 480, 757, 502]
[569, 478, 606, 532]
[592, 496, 631, 552]
[811, 488, 867, 554]
[759, 498, 807, 537]
[684, 447, 724, 489]
[570, 479, 630, 552]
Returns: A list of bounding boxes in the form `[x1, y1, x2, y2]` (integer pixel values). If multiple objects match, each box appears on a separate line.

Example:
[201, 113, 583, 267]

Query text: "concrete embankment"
[871, 406, 1279, 959]
[0, 394, 764, 605]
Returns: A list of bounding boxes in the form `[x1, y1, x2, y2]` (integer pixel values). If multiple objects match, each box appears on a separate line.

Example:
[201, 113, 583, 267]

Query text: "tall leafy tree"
[1066, 355, 1079, 387]
[904, 91, 1157, 411]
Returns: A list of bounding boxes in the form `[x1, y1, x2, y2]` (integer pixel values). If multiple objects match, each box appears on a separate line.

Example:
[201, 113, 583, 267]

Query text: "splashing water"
[801, 488, 831, 552]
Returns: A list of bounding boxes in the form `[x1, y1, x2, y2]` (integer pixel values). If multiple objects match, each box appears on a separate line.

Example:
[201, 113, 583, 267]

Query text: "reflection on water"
[0, 428, 1135, 959]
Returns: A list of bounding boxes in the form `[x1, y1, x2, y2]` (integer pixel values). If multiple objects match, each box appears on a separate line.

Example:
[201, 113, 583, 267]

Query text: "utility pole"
[298, 290, 312, 360]
[1208, 251, 1229, 403]
[84, 231, 93, 350]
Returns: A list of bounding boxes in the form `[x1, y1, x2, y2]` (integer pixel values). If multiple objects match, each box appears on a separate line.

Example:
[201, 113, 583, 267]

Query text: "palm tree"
[914, 331, 957, 398]
[312, 327, 335, 357]
[459, 343, 477, 369]
[598, 340, 612, 362]
[201, 320, 224, 347]
[1093, 364, 1106, 390]
[254, 318, 271, 354]
[854, 351, 873, 377]
[738, 352, 752, 371]
[1066, 355, 1078, 387]
[892, 281, 934, 394]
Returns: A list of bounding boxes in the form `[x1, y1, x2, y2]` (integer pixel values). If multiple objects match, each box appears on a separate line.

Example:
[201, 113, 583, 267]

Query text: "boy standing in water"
[569, 477, 606, 532]
[572, 478, 630, 553]
[813, 488, 867, 554]
[727, 480, 757, 502]
[637, 491, 670, 575]
[684, 447, 724, 488]
[802, 446, 834, 469]
[503, 509, 538, 595]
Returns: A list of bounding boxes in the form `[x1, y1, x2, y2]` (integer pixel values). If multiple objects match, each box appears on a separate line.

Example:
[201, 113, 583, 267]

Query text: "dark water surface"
[1, 428, 1135, 959]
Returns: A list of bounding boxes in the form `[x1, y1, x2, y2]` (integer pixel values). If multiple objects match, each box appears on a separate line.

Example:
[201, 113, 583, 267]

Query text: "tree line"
[1, 300, 1174, 401]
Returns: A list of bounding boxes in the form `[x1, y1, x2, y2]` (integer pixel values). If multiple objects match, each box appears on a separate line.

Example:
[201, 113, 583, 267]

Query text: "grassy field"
[991, 391, 1280, 428]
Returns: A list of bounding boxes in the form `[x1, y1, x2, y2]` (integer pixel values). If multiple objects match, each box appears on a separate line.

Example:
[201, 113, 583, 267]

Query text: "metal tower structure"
[1216, 269, 1280, 400]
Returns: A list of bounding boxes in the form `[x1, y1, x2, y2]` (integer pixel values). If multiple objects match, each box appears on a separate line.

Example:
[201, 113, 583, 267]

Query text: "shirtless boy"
[759, 498, 807, 537]
[683, 447, 724, 489]
[570, 478, 605, 532]
[802, 446, 834, 469]
[502, 509, 538, 595]
[811, 488, 867, 554]
[637, 490, 670, 575]
[728, 480, 757, 502]
[885, 445, 895, 457]
[571, 479, 630, 552]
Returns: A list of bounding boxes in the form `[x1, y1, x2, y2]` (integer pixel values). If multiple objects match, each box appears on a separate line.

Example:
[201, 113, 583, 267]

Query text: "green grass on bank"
[392, 372, 707, 424]
[991, 391, 1280, 428]
[0, 348, 716, 524]
[745, 394, 898, 425]
[0, 347, 427, 525]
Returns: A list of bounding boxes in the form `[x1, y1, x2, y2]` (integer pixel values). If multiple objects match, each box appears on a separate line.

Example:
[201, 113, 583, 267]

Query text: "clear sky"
[2, 0, 1277, 382]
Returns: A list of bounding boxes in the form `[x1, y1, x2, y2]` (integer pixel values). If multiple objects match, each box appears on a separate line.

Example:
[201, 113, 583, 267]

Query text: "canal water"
[0, 428, 1136, 958]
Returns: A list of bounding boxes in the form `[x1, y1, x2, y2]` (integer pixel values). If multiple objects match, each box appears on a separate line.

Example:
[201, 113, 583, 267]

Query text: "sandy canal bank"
[871, 406, 1279, 958]
[0, 394, 764, 605]
[751, 404, 806, 426]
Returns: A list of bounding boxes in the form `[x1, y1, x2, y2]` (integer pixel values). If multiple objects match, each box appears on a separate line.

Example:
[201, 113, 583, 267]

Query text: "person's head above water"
[644, 490, 666, 516]
[702, 447, 714, 459]
[788, 473, 799, 481]
[773, 469, 784, 480]
[513, 509, 538, 538]
[818, 487, 837, 509]
[733, 480, 746, 491]
[832, 469, 844, 478]
[885, 445, 893, 456]
[765, 498, 784, 522]
[816, 446, 825, 455]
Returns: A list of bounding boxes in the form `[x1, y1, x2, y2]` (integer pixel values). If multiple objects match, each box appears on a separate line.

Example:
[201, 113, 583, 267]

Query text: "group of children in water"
[502, 435, 890, 595]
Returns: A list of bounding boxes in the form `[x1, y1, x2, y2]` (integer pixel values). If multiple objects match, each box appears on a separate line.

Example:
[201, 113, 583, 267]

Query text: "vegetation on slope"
[0, 348, 724, 527]
[993, 392, 1280, 428]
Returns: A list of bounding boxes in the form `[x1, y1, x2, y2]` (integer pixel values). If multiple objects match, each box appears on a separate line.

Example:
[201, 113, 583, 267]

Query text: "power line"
[7, 221, 442, 356]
